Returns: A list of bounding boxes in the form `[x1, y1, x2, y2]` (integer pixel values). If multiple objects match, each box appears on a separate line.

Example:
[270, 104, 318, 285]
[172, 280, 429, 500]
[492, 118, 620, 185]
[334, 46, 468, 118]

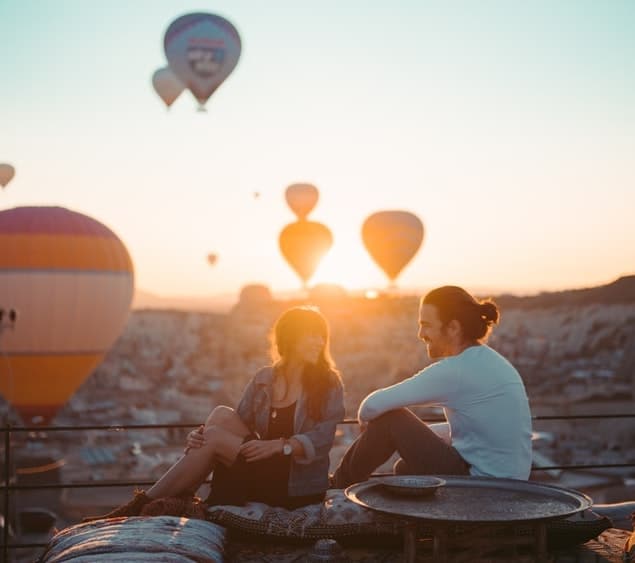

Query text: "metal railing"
[2, 412, 634, 561]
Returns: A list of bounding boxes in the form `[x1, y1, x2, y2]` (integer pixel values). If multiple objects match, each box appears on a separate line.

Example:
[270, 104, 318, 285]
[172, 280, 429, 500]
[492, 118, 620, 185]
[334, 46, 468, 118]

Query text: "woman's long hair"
[270, 306, 341, 420]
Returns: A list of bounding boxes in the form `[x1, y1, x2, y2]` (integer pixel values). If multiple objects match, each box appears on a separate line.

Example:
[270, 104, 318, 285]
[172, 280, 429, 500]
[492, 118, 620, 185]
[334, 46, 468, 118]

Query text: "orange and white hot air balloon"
[285, 183, 319, 220]
[0, 164, 15, 188]
[362, 210, 424, 284]
[0, 206, 134, 425]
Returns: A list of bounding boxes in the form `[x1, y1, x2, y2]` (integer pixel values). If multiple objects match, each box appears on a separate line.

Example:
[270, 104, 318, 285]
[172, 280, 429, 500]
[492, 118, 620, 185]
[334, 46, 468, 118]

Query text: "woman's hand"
[239, 439, 282, 462]
[184, 424, 205, 454]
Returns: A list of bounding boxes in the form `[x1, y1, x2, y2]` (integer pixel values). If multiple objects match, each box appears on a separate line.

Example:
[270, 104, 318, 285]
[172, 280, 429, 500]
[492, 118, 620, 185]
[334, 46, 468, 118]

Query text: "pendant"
[271, 409, 277, 419]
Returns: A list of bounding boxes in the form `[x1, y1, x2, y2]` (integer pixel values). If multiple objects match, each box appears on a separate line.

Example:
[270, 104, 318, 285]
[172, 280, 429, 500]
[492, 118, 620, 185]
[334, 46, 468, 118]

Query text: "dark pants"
[332, 408, 470, 488]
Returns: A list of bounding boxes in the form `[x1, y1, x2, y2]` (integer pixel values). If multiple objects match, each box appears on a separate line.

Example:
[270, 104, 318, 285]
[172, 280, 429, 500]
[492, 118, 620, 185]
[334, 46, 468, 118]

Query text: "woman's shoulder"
[253, 365, 275, 384]
[325, 368, 344, 390]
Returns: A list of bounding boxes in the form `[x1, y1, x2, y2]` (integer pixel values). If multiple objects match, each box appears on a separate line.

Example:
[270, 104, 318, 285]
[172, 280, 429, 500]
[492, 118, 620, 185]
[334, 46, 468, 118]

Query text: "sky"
[1, 0, 634, 302]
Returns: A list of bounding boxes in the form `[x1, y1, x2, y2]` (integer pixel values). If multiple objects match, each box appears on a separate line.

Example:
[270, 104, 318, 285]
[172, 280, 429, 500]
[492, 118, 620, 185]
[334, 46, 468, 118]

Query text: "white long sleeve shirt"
[359, 345, 532, 480]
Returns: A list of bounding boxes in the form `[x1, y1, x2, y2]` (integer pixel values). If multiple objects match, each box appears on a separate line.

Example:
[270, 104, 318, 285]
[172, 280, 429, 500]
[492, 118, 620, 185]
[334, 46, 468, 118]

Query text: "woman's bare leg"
[147, 406, 250, 499]
[201, 406, 253, 465]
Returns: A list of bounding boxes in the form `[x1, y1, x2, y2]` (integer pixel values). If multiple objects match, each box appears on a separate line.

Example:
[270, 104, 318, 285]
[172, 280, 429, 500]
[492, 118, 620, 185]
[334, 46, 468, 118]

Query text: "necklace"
[271, 373, 288, 419]
[271, 403, 286, 419]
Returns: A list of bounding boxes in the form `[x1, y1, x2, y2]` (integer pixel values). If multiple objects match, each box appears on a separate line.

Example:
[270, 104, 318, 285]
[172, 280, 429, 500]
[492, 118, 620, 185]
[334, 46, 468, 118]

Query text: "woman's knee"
[201, 425, 221, 447]
[204, 405, 236, 429]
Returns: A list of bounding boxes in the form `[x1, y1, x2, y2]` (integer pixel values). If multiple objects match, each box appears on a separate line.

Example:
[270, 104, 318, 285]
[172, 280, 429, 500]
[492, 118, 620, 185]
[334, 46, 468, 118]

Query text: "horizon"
[2, 1, 634, 297]
[132, 273, 635, 312]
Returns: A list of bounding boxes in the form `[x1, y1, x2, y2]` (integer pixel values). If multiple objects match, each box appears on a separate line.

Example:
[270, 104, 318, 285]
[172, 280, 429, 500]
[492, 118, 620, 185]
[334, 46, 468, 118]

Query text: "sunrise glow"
[0, 1, 632, 304]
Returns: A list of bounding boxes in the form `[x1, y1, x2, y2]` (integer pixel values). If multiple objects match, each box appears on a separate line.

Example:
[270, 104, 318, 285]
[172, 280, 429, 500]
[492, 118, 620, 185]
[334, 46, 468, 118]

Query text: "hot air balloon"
[0, 164, 15, 188]
[279, 221, 333, 288]
[285, 183, 319, 220]
[0, 207, 134, 425]
[152, 67, 185, 108]
[362, 210, 424, 284]
[207, 253, 218, 266]
[164, 12, 241, 110]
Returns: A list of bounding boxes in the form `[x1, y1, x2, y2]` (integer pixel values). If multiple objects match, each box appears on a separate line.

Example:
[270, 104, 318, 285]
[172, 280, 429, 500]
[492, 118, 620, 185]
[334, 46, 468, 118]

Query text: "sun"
[309, 241, 385, 293]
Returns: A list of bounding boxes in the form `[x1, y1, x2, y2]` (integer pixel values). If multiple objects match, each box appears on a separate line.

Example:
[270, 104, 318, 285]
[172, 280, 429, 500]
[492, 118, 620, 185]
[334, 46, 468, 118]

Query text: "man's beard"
[426, 339, 450, 360]
[426, 343, 443, 359]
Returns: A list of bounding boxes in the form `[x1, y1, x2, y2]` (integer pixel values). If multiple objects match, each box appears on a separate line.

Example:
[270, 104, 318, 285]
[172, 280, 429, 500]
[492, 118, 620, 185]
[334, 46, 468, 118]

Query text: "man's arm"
[358, 360, 456, 423]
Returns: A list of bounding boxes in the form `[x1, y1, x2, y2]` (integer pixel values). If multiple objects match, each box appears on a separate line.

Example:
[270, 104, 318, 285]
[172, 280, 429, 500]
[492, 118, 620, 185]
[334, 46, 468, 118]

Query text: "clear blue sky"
[2, 0, 634, 299]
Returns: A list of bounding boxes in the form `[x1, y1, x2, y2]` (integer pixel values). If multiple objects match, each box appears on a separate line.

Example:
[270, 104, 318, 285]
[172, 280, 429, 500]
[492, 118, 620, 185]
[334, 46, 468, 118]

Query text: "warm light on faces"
[291, 332, 326, 365]
[418, 303, 453, 360]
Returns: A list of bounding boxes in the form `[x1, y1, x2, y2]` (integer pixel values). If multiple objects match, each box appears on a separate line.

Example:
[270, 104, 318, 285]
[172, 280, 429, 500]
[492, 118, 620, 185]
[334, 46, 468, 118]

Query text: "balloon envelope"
[0, 207, 134, 425]
[362, 210, 424, 282]
[285, 183, 319, 220]
[152, 67, 185, 107]
[279, 221, 333, 285]
[207, 253, 218, 266]
[0, 163, 15, 188]
[164, 12, 241, 107]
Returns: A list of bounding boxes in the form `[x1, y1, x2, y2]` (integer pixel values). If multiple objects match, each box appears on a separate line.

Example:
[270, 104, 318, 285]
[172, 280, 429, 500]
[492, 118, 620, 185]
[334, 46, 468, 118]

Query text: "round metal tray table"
[345, 476, 593, 562]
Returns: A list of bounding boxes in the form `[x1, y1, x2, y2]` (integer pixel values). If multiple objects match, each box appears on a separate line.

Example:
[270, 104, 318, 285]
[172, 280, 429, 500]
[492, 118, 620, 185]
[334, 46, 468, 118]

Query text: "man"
[332, 285, 532, 488]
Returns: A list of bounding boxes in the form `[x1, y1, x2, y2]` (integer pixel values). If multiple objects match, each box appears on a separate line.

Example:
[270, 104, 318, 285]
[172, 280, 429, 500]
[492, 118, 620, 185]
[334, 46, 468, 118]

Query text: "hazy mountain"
[133, 275, 635, 313]
[132, 289, 237, 313]
[493, 275, 635, 309]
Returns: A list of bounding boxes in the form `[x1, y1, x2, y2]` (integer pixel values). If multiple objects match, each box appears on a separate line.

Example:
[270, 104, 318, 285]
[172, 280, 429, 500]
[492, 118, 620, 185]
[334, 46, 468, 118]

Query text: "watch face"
[283, 443, 293, 456]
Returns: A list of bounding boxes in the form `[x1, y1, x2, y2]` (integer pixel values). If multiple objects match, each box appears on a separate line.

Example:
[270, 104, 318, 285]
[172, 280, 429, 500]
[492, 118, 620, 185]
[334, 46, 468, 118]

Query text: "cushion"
[207, 488, 403, 540]
[207, 489, 612, 549]
[39, 516, 227, 562]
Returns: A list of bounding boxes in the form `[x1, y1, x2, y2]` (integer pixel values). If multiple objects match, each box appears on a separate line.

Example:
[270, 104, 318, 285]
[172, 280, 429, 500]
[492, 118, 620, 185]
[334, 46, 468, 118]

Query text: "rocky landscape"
[3, 276, 634, 556]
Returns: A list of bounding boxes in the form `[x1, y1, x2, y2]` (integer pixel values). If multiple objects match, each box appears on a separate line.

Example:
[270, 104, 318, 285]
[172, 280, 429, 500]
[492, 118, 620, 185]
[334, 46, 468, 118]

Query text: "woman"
[84, 306, 345, 520]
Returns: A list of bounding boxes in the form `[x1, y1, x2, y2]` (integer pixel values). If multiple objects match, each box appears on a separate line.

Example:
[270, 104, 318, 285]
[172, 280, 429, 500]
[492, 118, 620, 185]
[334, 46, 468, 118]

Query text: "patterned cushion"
[207, 488, 403, 539]
[207, 489, 612, 548]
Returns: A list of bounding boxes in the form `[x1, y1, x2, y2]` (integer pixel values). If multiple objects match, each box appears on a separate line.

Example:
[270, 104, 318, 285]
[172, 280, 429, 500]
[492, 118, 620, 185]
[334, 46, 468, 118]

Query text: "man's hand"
[239, 439, 283, 462]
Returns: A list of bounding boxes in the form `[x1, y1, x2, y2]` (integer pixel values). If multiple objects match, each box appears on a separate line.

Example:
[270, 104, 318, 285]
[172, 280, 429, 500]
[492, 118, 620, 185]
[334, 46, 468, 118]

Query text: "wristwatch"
[282, 439, 293, 456]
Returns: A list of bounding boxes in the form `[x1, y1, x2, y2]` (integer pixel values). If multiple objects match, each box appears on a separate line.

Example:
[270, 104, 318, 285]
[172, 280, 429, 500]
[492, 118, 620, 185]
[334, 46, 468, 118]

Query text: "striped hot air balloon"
[0, 206, 134, 425]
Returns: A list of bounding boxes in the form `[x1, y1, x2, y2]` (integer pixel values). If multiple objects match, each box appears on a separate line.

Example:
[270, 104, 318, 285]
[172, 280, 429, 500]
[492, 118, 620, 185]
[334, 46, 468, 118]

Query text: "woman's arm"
[239, 438, 286, 462]
[292, 379, 345, 464]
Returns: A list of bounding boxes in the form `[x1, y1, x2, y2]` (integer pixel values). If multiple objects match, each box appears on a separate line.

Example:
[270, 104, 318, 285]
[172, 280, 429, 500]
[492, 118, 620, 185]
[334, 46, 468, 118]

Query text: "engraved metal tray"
[345, 476, 592, 523]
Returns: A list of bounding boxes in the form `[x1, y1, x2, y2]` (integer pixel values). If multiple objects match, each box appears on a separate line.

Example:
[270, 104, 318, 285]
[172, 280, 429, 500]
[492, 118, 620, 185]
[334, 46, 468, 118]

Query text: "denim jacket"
[237, 366, 345, 497]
